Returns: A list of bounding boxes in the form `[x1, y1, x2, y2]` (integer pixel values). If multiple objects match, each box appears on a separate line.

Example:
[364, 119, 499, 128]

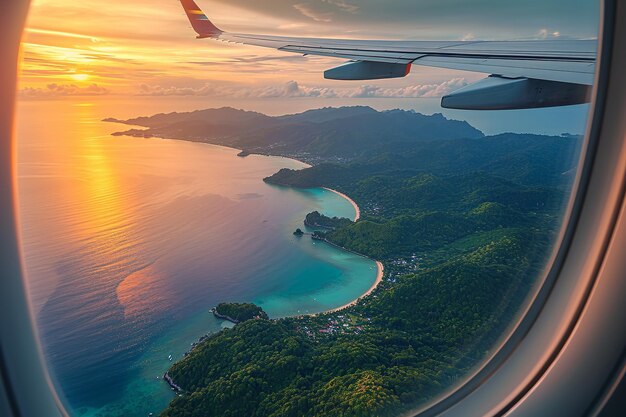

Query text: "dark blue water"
[17, 100, 377, 416]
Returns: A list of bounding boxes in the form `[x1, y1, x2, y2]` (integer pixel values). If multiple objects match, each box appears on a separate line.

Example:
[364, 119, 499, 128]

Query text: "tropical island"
[106, 106, 581, 417]
[212, 303, 269, 324]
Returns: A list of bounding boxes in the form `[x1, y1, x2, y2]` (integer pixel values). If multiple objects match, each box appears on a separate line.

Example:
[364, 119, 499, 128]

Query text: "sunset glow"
[20, 0, 598, 100]
[70, 73, 90, 82]
[19, 0, 334, 97]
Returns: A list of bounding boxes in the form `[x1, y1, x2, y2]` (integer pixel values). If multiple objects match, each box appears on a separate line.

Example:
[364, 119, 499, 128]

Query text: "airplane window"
[16, 0, 600, 416]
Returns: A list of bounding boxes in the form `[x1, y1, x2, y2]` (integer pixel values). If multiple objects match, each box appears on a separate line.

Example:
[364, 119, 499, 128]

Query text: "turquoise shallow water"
[16, 100, 377, 417]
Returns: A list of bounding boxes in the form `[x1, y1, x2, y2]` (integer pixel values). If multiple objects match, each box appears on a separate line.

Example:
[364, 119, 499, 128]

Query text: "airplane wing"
[179, 0, 597, 110]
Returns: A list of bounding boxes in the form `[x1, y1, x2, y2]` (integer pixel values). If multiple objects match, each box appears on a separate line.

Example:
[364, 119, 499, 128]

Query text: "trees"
[162, 120, 573, 417]
[162, 222, 552, 416]
[214, 303, 269, 323]
[304, 211, 353, 230]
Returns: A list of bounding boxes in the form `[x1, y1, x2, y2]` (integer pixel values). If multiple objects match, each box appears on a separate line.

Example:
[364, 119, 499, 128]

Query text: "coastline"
[157, 159, 383, 404]
[210, 308, 239, 324]
[209, 145, 381, 313]
[325, 261, 384, 314]
[301, 185, 381, 313]
[322, 187, 361, 221]
[110, 130, 381, 316]
[263, 152, 379, 310]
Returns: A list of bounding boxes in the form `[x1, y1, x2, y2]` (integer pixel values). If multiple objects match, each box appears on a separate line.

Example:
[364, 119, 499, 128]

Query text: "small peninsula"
[212, 303, 269, 324]
[304, 211, 353, 230]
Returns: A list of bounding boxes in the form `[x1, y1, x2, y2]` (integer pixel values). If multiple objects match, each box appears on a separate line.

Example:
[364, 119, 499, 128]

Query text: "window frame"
[0, 1, 624, 416]
[408, 1, 626, 416]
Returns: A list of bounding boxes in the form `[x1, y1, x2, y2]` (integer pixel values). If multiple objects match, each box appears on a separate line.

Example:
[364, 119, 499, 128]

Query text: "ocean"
[16, 98, 378, 417]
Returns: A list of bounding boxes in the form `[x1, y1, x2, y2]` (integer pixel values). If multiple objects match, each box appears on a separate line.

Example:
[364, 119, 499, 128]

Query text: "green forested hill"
[162, 229, 547, 417]
[148, 107, 580, 417]
[213, 303, 269, 323]
[265, 133, 581, 190]
[108, 107, 484, 161]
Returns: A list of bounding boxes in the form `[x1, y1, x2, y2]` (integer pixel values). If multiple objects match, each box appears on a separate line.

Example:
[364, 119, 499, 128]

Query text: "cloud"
[212, 0, 598, 40]
[256, 80, 340, 97]
[346, 78, 468, 98]
[293, 0, 359, 22]
[23, 0, 598, 98]
[293, 3, 334, 22]
[19, 83, 111, 98]
[136, 78, 468, 99]
[136, 83, 226, 97]
[188, 55, 308, 66]
[460, 33, 476, 41]
[136, 80, 337, 98]
[322, 0, 359, 13]
[537, 28, 561, 39]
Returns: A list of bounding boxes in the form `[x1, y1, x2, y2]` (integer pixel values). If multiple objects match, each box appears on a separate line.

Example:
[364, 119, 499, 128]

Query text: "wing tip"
[180, 0, 223, 37]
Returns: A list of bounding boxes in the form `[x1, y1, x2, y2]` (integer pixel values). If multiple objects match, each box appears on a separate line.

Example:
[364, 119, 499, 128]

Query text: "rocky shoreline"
[210, 308, 240, 324]
[163, 373, 183, 393]
[312, 235, 371, 260]
[303, 219, 334, 229]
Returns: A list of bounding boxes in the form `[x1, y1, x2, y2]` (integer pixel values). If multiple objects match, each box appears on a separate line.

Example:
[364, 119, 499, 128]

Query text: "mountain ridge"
[105, 106, 485, 162]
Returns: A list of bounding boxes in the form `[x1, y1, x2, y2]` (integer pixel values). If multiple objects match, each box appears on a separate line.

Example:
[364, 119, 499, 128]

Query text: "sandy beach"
[325, 261, 384, 314]
[314, 187, 382, 313]
[323, 187, 361, 221]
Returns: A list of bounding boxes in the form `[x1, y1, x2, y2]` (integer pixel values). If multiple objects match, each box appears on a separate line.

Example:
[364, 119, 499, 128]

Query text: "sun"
[70, 73, 90, 82]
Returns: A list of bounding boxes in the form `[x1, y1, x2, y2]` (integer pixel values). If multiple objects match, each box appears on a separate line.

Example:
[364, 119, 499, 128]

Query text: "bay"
[16, 99, 377, 417]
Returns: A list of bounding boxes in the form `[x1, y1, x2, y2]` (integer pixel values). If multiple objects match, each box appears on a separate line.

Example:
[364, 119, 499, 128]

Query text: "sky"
[19, 0, 600, 100]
